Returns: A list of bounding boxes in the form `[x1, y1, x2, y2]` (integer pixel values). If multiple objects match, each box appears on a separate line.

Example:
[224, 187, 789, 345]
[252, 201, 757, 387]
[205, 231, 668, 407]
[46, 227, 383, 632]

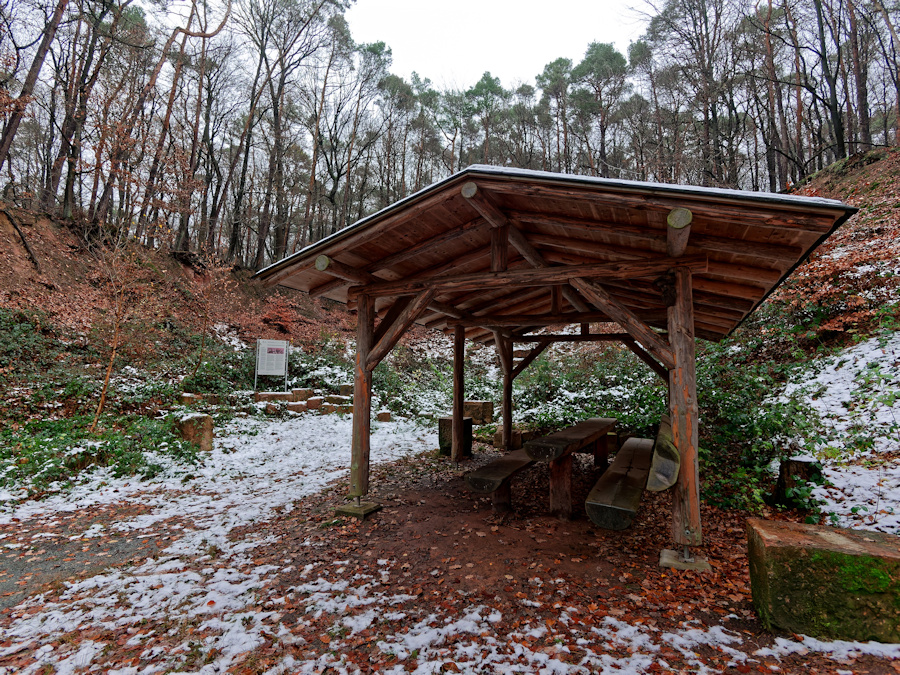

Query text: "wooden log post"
[350, 295, 374, 497]
[668, 266, 702, 547]
[495, 331, 513, 450]
[452, 324, 465, 463]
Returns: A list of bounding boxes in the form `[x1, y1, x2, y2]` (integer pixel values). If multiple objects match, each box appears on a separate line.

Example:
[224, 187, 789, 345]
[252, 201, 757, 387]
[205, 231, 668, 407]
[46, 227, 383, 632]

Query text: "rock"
[176, 414, 213, 452]
[336, 404, 353, 415]
[286, 401, 307, 413]
[254, 391, 293, 402]
[376, 411, 392, 422]
[180, 393, 204, 406]
[291, 388, 314, 402]
[306, 397, 324, 410]
[463, 401, 493, 425]
[339, 384, 354, 396]
[324, 394, 352, 404]
[265, 402, 280, 415]
[438, 416, 473, 457]
[493, 429, 523, 450]
[747, 518, 900, 642]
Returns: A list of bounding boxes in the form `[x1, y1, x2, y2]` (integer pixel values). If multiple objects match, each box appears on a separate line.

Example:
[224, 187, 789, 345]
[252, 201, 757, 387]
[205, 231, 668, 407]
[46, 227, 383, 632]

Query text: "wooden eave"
[255, 165, 857, 344]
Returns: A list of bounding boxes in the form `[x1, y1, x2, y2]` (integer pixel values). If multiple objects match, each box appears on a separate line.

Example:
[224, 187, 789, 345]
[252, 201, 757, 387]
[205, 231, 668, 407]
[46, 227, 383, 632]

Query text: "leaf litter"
[0, 409, 898, 673]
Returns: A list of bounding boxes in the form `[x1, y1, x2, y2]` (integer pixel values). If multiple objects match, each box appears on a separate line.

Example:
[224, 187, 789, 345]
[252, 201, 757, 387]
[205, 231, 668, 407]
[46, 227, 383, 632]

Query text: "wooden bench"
[465, 449, 535, 513]
[585, 437, 654, 530]
[524, 417, 617, 520]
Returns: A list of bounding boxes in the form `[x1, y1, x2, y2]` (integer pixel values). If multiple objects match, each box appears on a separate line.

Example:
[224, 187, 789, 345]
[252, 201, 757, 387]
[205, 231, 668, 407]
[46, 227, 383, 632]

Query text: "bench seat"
[585, 437, 653, 530]
[465, 449, 535, 513]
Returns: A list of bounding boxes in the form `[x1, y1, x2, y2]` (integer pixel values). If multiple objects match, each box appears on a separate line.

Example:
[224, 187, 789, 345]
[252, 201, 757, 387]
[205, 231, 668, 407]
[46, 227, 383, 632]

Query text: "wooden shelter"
[256, 165, 856, 551]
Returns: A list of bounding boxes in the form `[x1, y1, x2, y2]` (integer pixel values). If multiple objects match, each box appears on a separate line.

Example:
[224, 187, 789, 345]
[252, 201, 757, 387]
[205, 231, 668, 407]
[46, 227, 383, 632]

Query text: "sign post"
[255, 339, 290, 391]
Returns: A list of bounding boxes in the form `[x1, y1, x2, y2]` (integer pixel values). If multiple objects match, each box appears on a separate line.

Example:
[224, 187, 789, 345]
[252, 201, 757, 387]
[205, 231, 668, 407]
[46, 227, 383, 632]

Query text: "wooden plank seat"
[465, 449, 535, 513]
[585, 437, 654, 530]
[524, 417, 617, 520]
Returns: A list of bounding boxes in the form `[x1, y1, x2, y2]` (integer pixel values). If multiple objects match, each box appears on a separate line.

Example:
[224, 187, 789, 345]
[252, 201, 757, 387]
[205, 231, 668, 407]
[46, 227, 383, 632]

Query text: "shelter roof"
[256, 165, 857, 343]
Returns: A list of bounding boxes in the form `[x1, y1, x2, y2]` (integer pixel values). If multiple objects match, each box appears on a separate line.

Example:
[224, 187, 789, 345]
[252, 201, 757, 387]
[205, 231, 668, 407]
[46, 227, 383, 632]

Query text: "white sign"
[256, 339, 290, 376]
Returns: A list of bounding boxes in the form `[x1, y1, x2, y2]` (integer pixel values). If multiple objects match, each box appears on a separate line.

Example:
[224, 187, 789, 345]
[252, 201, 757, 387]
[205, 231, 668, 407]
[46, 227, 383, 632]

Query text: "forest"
[1, 0, 898, 268]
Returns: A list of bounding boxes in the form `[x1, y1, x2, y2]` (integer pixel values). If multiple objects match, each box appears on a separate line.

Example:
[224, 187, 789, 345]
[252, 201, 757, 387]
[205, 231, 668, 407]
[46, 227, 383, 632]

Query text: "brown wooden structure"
[256, 165, 856, 551]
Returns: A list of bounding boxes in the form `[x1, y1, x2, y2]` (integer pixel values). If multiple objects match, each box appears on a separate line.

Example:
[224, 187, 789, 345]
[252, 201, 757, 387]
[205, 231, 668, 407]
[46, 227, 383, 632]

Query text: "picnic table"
[523, 417, 617, 519]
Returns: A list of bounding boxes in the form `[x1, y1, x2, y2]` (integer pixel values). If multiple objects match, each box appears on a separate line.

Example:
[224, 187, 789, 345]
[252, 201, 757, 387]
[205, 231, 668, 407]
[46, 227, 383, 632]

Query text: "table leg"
[492, 482, 512, 514]
[549, 454, 573, 520]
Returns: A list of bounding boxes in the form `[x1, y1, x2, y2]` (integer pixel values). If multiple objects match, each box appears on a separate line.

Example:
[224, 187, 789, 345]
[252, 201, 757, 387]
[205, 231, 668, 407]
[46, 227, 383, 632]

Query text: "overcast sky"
[344, 0, 652, 90]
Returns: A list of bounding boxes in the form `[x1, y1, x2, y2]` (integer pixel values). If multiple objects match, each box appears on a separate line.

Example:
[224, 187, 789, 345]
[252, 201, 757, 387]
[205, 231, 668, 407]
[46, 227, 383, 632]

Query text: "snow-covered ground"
[1, 383, 898, 672]
[782, 331, 900, 533]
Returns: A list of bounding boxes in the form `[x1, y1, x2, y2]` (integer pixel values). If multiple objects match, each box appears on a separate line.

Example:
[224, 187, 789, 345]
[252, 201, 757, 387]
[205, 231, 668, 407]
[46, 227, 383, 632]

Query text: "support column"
[452, 324, 465, 463]
[667, 266, 702, 548]
[349, 294, 374, 498]
[495, 332, 513, 450]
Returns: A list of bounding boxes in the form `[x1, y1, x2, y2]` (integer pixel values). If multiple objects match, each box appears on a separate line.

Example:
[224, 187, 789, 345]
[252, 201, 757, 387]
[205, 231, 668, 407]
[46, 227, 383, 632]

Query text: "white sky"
[344, 0, 651, 90]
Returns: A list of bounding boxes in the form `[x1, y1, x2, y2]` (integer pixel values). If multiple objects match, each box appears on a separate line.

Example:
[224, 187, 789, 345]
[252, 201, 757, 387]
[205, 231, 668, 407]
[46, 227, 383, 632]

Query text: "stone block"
[292, 388, 314, 402]
[493, 429, 523, 450]
[306, 397, 324, 410]
[321, 403, 336, 414]
[339, 384, 354, 396]
[255, 391, 293, 402]
[324, 394, 352, 404]
[438, 417, 473, 457]
[286, 401, 307, 413]
[463, 400, 494, 425]
[747, 518, 900, 642]
[376, 411, 392, 422]
[266, 402, 280, 415]
[176, 414, 213, 452]
[336, 404, 353, 415]
[180, 393, 204, 406]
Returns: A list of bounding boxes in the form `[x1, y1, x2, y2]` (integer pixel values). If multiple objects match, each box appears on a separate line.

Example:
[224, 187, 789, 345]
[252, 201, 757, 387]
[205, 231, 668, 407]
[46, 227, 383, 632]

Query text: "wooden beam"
[315, 255, 374, 284]
[373, 297, 412, 345]
[309, 243, 492, 299]
[490, 182, 838, 232]
[462, 181, 510, 228]
[515, 333, 631, 343]
[491, 224, 509, 272]
[452, 324, 465, 463]
[349, 295, 374, 497]
[668, 266, 702, 547]
[514, 213, 806, 262]
[551, 286, 562, 314]
[570, 277, 676, 370]
[666, 208, 692, 257]
[455, 310, 614, 328]
[349, 256, 708, 299]
[366, 289, 436, 370]
[621, 336, 668, 382]
[461, 186, 594, 315]
[512, 340, 551, 380]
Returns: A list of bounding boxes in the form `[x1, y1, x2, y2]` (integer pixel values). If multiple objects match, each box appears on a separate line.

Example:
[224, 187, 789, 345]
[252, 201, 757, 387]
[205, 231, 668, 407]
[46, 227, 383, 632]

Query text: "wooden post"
[668, 266, 701, 546]
[549, 455, 573, 520]
[452, 324, 465, 462]
[495, 331, 513, 450]
[350, 294, 374, 497]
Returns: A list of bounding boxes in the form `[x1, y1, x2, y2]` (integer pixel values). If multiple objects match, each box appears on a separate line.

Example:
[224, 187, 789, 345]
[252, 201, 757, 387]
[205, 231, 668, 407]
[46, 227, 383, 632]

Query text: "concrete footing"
[659, 548, 712, 572]
[335, 502, 382, 520]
